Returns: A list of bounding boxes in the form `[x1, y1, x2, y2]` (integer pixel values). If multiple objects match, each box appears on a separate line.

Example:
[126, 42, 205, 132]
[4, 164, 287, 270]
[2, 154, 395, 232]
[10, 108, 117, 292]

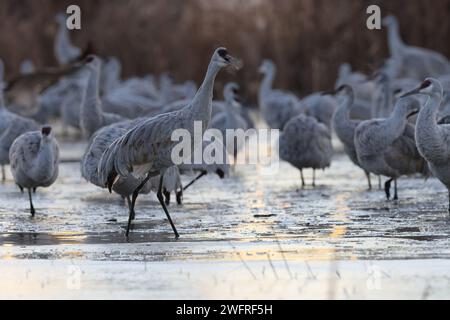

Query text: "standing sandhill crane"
[54, 12, 82, 65]
[382, 15, 450, 80]
[329, 85, 372, 189]
[279, 114, 333, 187]
[98, 47, 241, 238]
[0, 60, 39, 181]
[9, 126, 59, 216]
[354, 97, 427, 200]
[401, 78, 450, 213]
[80, 55, 127, 138]
[258, 59, 300, 129]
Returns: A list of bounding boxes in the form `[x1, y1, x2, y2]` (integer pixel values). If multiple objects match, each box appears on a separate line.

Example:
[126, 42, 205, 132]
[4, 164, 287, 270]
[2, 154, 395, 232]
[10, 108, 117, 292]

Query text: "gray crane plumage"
[258, 59, 301, 130]
[0, 60, 39, 181]
[279, 114, 333, 187]
[97, 47, 241, 237]
[80, 55, 127, 138]
[331, 85, 372, 189]
[9, 126, 59, 216]
[402, 78, 450, 213]
[354, 97, 427, 200]
[54, 12, 81, 65]
[383, 15, 450, 80]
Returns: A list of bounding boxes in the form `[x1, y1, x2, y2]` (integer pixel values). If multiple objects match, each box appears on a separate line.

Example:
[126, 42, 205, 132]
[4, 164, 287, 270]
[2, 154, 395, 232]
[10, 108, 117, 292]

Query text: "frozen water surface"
[1, 139, 450, 299]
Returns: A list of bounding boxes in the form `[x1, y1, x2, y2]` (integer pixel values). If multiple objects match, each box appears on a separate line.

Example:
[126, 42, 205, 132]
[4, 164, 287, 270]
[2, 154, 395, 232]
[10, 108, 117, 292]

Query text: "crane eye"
[421, 80, 431, 88]
[218, 49, 228, 59]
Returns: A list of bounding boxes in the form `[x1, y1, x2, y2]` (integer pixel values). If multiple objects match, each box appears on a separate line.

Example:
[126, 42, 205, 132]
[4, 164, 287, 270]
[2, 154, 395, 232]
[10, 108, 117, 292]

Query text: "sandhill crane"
[279, 114, 333, 187]
[329, 85, 372, 189]
[354, 97, 427, 200]
[382, 15, 450, 80]
[54, 12, 81, 65]
[98, 47, 241, 238]
[0, 60, 39, 181]
[258, 59, 300, 129]
[80, 55, 127, 138]
[401, 78, 450, 213]
[9, 126, 59, 216]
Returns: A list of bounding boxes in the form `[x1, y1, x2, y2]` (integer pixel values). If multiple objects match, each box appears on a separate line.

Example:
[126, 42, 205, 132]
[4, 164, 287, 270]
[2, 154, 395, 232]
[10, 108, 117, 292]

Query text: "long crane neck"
[259, 67, 275, 100]
[80, 65, 103, 137]
[387, 21, 404, 57]
[190, 60, 221, 132]
[416, 92, 447, 161]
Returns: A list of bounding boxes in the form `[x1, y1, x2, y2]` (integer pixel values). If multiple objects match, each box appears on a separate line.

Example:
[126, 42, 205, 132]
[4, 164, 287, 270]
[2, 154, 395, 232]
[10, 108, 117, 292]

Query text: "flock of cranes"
[1, 14, 450, 238]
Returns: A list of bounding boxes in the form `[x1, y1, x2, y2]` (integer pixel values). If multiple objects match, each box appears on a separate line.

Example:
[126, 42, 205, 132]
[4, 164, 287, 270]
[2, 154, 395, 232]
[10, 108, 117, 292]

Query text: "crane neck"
[259, 68, 275, 99]
[416, 93, 446, 161]
[387, 21, 404, 57]
[0, 87, 5, 111]
[81, 66, 103, 137]
[31, 136, 56, 180]
[190, 61, 221, 131]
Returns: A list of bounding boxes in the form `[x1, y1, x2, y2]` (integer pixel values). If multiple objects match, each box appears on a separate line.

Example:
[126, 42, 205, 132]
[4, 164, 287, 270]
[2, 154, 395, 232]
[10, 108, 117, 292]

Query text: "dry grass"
[0, 0, 449, 101]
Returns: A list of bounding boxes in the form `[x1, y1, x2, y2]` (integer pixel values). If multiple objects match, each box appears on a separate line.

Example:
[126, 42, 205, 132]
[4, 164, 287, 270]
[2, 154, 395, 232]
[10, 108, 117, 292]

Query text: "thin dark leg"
[378, 176, 382, 190]
[312, 169, 316, 187]
[365, 171, 372, 191]
[393, 179, 398, 200]
[183, 171, 207, 191]
[176, 188, 183, 205]
[1, 165, 5, 182]
[28, 188, 35, 217]
[300, 170, 305, 188]
[448, 189, 450, 217]
[126, 174, 152, 237]
[157, 174, 179, 238]
[384, 178, 393, 200]
[163, 188, 171, 206]
[126, 196, 135, 220]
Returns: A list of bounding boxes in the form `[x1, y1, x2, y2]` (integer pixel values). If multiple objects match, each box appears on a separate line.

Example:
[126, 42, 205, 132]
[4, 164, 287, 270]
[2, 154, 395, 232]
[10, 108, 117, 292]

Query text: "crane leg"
[163, 188, 171, 205]
[126, 174, 152, 237]
[448, 190, 450, 218]
[312, 169, 316, 187]
[126, 196, 135, 220]
[183, 170, 207, 191]
[365, 171, 372, 191]
[176, 188, 183, 205]
[28, 188, 35, 217]
[1, 165, 5, 182]
[393, 179, 398, 200]
[157, 174, 179, 239]
[378, 176, 382, 190]
[384, 178, 393, 200]
[300, 170, 305, 188]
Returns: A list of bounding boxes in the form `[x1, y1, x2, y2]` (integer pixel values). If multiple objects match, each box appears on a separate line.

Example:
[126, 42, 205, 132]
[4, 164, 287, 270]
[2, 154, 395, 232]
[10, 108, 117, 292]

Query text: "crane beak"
[225, 54, 243, 71]
[400, 87, 422, 98]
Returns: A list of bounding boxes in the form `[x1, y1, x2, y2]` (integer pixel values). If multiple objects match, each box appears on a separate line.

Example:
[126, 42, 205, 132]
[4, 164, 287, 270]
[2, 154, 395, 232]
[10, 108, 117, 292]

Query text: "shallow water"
[1, 141, 450, 299]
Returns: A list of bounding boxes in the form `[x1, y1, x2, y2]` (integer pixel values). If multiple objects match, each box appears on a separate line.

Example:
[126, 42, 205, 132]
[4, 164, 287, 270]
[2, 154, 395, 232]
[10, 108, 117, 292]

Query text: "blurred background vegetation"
[0, 0, 449, 101]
